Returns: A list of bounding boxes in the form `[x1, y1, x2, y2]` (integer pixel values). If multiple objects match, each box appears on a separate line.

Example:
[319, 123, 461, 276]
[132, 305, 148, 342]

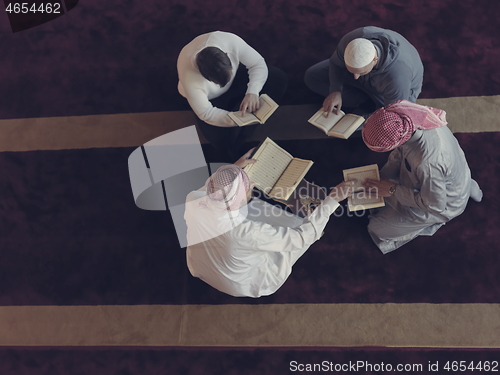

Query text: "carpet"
[1, 0, 499, 119]
[2, 0, 500, 370]
[1, 135, 496, 306]
[1, 347, 500, 375]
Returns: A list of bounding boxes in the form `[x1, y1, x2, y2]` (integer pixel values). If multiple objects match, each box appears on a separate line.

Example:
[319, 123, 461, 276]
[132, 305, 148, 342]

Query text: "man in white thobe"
[184, 150, 353, 298]
[361, 100, 483, 254]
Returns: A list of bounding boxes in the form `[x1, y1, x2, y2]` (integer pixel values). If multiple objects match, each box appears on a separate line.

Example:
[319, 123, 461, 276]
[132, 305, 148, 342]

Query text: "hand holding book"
[234, 148, 257, 169]
[308, 107, 365, 139]
[239, 93, 260, 116]
[228, 94, 279, 127]
[342, 164, 385, 211]
[363, 179, 397, 198]
[322, 91, 342, 117]
[328, 180, 355, 203]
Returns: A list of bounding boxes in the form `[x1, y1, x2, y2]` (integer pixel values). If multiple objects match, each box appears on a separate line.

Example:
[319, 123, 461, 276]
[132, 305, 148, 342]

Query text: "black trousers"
[196, 64, 288, 161]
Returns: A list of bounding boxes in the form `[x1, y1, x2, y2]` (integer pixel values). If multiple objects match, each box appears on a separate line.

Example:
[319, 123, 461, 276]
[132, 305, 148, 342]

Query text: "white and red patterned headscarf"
[201, 165, 250, 211]
[362, 100, 448, 152]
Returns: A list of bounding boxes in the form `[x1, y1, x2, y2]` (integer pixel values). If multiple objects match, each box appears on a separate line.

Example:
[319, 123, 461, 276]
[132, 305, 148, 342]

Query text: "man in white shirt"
[177, 31, 287, 159]
[184, 150, 353, 298]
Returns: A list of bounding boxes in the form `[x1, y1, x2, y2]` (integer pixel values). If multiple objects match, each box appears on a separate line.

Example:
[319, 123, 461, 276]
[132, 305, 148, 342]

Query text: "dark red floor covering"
[1, 0, 499, 119]
[0, 134, 497, 306]
[0, 347, 499, 375]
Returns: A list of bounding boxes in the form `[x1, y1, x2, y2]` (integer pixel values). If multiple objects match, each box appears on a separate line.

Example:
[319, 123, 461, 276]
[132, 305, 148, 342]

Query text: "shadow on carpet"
[0, 134, 497, 305]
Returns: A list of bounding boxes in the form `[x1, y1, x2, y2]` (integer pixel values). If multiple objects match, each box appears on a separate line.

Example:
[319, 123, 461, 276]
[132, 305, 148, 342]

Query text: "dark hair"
[196, 47, 232, 87]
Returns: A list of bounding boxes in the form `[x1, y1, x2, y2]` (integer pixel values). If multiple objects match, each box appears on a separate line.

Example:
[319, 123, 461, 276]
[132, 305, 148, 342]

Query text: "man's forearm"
[246, 60, 268, 95]
[197, 106, 237, 127]
[328, 62, 345, 94]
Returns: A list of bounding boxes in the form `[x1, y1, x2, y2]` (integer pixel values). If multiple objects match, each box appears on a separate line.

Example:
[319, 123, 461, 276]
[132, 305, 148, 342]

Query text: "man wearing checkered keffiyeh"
[184, 149, 353, 297]
[361, 100, 483, 254]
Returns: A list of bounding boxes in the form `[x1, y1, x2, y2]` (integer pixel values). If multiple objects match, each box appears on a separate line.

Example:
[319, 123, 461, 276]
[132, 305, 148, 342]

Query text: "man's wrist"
[245, 91, 259, 97]
[322, 196, 341, 213]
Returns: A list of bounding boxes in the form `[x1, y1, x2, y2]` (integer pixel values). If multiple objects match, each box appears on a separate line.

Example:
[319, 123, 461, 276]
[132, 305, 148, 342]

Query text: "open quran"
[343, 164, 385, 211]
[308, 108, 365, 139]
[243, 138, 313, 200]
[228, 94, 279, 127]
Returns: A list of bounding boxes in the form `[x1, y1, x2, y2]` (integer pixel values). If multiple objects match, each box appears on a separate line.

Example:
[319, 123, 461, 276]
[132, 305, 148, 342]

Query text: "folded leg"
[367, 205, 444, 254]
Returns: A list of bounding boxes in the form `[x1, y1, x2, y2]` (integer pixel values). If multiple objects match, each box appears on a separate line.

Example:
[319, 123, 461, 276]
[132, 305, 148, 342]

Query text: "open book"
[343, 164, 385, 212]
[243, 138, 313, 200]
[308, 108, 365, 139]
[228, 94, 279, 126]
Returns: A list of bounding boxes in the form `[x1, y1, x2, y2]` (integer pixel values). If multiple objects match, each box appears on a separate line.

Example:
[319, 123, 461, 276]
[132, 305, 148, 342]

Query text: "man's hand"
[234, 147, 257, 169]
[322, 91, 342, 117]
[239, 93, 260, 116]
[363, 179, 396, 198]
[328, 180, 355, 202]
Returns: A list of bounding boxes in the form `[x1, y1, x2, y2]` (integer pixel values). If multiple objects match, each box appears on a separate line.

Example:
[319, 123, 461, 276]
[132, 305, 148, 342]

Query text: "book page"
[244, 138, 293, 194]
[348, 192, 385, 212]
[270, 158, 313, 199]
[328, 114, 364, 138]
[343, 164, 384, 211]
[228, 111, 259, 126]
[343, 164, 380, 192]
[254, 94, 278, 123]
[331, 115, 358, 134]
[308, 109, 345, 133]
[350, 191, 384, 206]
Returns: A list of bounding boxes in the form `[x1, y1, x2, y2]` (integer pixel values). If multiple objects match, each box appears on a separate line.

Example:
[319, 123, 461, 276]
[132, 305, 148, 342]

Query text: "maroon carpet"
[2, 0, 499, 372]
[0, 0, 499, 119]
[1, 347, 499, 375]
[0, 135, 497, 306]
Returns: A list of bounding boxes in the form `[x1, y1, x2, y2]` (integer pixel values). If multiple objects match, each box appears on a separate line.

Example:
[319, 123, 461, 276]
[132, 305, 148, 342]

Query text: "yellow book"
[309, 108, 365, 139]
[227, 94, 279, 126]
[243, 138, 313, 200]
[343, 164, 385, 212]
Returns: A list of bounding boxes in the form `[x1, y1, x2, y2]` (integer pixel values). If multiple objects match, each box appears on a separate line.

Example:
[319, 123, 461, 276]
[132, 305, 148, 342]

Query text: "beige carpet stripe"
[1, 304, 499, 348]
[0, 95, 499, 152]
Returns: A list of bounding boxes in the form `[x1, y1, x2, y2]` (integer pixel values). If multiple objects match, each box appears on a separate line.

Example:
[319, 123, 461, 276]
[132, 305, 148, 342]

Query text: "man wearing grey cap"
[304, 26, 424, 118]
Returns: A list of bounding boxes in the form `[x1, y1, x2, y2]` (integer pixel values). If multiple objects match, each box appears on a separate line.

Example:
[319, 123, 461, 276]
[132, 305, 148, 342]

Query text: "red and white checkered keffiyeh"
[200, 165, 250, 211]
[362, 100, 448, 152]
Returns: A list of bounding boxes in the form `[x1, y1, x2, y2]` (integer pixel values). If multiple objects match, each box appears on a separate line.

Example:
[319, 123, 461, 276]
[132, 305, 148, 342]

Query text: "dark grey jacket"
[329, 26, 424, 107]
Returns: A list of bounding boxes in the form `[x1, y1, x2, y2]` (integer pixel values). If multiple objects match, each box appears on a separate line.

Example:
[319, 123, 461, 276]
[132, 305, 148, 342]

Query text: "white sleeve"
[184, 87, 236, 127]
[249, 197, 340, 252]
[231, 34, 268, 95]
